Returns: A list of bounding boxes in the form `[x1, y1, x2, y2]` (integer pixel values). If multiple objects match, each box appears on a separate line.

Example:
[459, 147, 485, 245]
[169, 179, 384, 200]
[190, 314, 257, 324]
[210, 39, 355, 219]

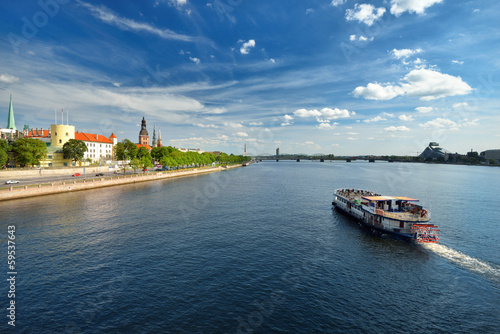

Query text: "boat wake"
[423, 243, 500, 283]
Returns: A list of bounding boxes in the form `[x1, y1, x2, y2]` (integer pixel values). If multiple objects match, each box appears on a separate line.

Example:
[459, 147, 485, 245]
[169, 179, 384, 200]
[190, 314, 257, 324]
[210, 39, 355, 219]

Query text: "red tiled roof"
[75, 132, 113, 144]
[109, 133, 117, 139]
[25, 129, 50, 138]
[136, 144, 152, 150]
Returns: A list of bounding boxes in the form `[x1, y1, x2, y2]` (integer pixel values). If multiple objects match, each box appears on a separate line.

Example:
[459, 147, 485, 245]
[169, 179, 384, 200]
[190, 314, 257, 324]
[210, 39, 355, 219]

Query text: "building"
[139, 116, 149, 146]
[1, 95, 22, 141]
[75, 131, 115, 162]
[419, 142, 451, 160]
[25, 122, 117, 167]
[480, 149, 500, 163]
[157, 128, 163, 147]
[152, 124, 157, 148]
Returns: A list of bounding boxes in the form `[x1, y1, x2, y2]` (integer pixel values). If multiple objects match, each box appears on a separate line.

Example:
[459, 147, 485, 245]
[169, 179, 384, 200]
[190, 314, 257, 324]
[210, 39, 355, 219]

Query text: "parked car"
[96, 173, 104, 176]
[72, 173, 81, 177]
[5, 180, 20, 184]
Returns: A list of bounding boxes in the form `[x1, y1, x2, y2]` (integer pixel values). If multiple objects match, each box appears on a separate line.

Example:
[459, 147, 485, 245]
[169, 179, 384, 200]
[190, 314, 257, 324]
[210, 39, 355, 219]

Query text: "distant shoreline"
[0, 164, 242, 202]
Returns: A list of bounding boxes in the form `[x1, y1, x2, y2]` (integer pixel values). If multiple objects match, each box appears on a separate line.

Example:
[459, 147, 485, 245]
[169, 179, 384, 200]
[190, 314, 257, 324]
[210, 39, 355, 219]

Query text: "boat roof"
[362, 196, 419, 202]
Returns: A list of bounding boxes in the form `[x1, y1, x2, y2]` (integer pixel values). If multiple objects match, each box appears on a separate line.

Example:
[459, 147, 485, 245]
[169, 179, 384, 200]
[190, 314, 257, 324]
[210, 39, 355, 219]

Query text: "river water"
[1, 161, 499, 333]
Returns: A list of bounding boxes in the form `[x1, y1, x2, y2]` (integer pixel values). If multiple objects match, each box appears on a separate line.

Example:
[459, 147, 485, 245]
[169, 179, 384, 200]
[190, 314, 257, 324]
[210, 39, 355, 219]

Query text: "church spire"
[158, 127, 163, 147]
[152, 122, 157, 148]
[7, 95, 16, 131]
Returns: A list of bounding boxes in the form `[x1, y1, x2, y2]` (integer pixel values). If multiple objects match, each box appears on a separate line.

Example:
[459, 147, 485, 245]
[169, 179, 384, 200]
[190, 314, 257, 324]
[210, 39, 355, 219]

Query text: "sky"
[0, 0, 499, 156]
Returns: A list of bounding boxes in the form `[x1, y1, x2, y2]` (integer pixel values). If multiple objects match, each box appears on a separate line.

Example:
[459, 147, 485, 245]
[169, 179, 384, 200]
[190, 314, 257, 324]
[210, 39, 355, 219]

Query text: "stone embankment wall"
[0, 165, 241, 202]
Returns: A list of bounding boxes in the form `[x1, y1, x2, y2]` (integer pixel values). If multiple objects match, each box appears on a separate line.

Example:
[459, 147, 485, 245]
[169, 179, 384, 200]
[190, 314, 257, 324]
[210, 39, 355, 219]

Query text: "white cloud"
[346, 4, 386, 26]
[420, 118, 457, 129]
[390, 0, 443, 17]
[223, 122, 243, 128]
[350, 34, 374, 42]
[294, 107, 355, 120]
[269, 58, 276, 63]
[194, 123, 218, 128]
[453, 102, 468, 109]
[399, 114, 414, 121]
[282, 114, 294, 126]
[305, 141, 315, 145]
[416, 106, 433, 113]
[236, 132, 248, 137]
[112, 82, 121, 87]
[317, 123, 337, 129]
[390, 48, 422, 59]
[460, 119, 479, 127]
[385, 125, 410, 132]
[79, 1, 196, 42]
[204, 107, 227, 114]
[353, 69, 473, 101]
[240, 39, 256, 54]
[169, 0, 187, 6]
[363, 115, 387, 123]
[305, 8, 314, 14]
[402, 69, 472, 100]
[331, 0, 345, 6]
[249, 121, 263, 126]
[451, 60, 464, 65]
[189, 57, 200, 64]
[353, 83, 405, 100]
[0, 74, 20, 83]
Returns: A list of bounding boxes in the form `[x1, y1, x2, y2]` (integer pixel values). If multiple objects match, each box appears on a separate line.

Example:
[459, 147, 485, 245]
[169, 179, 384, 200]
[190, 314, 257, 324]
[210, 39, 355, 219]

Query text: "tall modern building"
[139, 116, 149, 146]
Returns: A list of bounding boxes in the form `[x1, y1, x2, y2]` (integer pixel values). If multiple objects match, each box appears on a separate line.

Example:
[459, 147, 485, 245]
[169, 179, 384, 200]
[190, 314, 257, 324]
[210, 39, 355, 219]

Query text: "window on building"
[59, 139, 62, 144]
[48, 155, 53, 159]
[66, 132, 69, 136]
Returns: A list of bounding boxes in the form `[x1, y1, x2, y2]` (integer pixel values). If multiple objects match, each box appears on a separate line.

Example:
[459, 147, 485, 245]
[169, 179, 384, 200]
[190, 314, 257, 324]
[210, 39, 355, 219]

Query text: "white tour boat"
[332, 189, 439, 243]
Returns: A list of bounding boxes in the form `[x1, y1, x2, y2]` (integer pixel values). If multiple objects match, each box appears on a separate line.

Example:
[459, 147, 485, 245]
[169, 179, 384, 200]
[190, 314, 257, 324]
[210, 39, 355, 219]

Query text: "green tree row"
[0, 138, 89, 168]
[114, 139, 250, 170]
[1, 138, 48, 168]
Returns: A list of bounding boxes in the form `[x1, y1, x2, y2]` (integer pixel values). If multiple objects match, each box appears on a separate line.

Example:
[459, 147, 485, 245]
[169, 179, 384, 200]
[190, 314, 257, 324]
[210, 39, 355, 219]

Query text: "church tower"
[157, 128, 163, 147]
[7, 95, 16, 131]
[152, 123, 157, 148]
[139, 116, 149, 146]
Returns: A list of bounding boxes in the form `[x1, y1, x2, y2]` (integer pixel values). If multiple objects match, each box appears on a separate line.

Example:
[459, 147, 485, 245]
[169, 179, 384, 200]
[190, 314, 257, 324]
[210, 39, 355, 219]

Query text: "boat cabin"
[361, 195, 422, 213]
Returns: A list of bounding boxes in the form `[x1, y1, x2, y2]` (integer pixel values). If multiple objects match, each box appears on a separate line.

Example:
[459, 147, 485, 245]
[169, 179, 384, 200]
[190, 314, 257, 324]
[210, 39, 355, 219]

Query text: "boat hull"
[332, 189, 439, 243]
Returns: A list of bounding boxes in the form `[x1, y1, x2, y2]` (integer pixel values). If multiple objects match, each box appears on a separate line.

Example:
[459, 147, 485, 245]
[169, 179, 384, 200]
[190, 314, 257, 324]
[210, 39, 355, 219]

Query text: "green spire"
[7, 95, 16, 131]
[152, 123, 157, 147]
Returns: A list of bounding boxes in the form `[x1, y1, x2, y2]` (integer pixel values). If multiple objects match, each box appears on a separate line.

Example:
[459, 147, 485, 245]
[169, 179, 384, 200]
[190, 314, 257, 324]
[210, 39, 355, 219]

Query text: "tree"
[137, 146, 150, 160]
[129, 158, 141, 173]
[0, 140, 8, 167]
[137, 146, 153, 170]
[114, 139, 139, 174]
[11, 138, 48, 167]
[114, 139, 138, 161]
[63, 139, 88, 165]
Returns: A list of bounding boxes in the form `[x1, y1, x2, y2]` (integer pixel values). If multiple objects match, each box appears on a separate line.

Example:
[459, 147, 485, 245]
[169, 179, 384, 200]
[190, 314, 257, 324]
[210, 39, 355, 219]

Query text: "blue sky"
[0, 0, 499, 155]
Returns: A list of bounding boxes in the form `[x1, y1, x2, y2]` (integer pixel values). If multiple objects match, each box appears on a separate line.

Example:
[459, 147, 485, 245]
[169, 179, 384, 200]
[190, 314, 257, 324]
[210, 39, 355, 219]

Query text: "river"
[1, 161, 499, 333]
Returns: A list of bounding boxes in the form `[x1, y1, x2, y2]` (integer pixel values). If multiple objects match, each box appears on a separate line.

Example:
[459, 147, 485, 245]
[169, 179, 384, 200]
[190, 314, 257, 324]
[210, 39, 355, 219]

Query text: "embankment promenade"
[0, 165, 242, 202]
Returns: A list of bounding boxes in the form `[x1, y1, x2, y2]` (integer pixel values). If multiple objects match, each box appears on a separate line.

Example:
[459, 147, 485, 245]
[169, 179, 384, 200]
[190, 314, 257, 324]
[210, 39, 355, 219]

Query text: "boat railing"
[374, 209, 430, 222]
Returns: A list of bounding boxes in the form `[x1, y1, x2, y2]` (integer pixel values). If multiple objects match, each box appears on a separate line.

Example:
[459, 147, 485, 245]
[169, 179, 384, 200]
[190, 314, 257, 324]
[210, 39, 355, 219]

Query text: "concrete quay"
[0, 165, 242, 202]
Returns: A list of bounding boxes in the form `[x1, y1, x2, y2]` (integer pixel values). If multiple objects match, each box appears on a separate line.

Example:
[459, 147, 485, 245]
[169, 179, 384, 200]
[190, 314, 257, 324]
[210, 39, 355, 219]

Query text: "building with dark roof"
[419, 142, 451, 160]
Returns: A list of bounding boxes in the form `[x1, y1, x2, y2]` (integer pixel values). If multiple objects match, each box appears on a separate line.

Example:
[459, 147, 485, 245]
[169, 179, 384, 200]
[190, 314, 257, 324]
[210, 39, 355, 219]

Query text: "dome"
[139, 129, 149, 136]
